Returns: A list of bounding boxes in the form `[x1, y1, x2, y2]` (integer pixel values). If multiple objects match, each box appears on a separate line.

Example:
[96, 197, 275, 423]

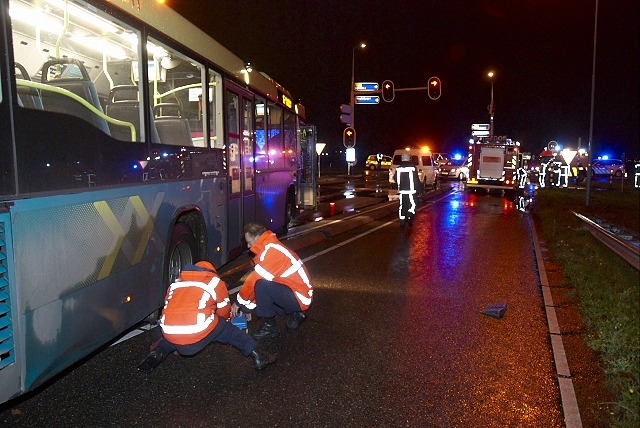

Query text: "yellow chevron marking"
[94, 201, 125, 280]
[129, 195, 153, 264]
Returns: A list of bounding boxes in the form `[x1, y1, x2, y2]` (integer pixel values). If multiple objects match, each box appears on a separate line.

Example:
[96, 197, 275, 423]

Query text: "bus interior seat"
[14, 62, 43, 110]
[153, 103, 192, 146]
[105, 85, 140, 141]
[40, 58, 110, 135]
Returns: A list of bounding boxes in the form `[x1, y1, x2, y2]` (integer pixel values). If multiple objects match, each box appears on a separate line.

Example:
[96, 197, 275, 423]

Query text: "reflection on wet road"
[0, 186, 562, 427]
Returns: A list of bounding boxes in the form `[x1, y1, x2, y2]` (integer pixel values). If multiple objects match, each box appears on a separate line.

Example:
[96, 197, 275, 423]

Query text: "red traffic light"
[381, 80, 395, 102]
[428, 76, 441, 100]
[343, 127, 356, 148]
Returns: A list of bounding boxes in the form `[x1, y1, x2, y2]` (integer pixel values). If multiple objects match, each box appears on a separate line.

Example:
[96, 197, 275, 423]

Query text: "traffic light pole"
[350, 51, 356, 130]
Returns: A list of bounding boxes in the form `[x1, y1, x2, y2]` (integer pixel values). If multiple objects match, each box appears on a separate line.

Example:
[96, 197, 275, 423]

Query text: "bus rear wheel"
[146, 223, 197, 324]
[167, 222, 198, 285]
[145, 223, 199, 324]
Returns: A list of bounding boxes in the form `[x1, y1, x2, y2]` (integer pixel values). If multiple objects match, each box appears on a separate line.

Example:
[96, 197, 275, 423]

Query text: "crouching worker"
[137, 261, 276, 374]
[231, 223, 313, 340]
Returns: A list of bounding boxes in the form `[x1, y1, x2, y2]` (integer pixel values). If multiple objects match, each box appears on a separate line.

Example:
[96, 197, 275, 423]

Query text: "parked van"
[389, 148, 438, 190]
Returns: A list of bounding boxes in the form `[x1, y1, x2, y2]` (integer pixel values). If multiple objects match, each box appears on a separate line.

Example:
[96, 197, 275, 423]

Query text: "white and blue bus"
[0, 0, 312, 404]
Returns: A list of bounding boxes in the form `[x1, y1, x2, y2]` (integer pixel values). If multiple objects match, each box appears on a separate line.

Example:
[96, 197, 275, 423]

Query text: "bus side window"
[147, 37, 205, 147]
[268, 105, 284, 169]
[283, 110, 297, 168]
[39, 58, 110, 136]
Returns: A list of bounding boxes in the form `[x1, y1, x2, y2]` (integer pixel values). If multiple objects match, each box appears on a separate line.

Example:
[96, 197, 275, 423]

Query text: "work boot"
[286, 311, 307, 329]
[249, 347, 277, 370]
[137, 348, 165, 374]
[250, 317, 279, 340]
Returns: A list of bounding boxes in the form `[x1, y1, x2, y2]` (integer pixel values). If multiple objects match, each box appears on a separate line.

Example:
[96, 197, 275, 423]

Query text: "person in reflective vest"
[137, 261, 276, 374]
[396, 152, 423, 227]
[231, 223, 313, 340]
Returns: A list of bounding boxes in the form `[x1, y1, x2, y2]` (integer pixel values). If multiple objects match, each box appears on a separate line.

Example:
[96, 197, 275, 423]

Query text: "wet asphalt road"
[0, 186, 564, 427]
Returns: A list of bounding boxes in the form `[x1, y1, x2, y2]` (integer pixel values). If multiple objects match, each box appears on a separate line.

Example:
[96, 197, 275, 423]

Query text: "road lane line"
[229, 192, 455, 295]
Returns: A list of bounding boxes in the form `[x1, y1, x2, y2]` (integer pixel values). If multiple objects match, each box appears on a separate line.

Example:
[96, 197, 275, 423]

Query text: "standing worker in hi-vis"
[396, 152, 423, 228]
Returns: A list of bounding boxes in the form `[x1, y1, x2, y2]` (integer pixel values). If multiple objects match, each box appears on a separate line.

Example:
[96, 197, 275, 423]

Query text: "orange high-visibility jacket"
[237, 231, 313, 311]
[160, 261, 231, 345]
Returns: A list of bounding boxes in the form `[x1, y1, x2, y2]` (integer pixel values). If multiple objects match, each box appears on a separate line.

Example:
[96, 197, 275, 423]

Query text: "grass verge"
[531, 186, 639, 427]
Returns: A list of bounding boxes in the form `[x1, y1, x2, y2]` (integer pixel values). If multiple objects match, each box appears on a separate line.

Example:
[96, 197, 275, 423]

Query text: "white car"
[438, 158, 469, 180]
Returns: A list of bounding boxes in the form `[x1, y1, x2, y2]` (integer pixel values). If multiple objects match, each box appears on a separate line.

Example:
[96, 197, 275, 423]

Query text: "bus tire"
[147, 222, 198, 324]
[277, 187, 296, 236]
[166, 222, 198, 286]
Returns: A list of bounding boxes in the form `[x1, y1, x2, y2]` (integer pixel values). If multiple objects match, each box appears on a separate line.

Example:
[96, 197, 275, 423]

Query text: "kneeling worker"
[231, 223, 313, 339]
[137, 261, 276, 374]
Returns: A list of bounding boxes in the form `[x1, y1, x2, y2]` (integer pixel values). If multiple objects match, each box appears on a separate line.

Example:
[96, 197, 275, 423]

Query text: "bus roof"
[109, 0, 296, 108]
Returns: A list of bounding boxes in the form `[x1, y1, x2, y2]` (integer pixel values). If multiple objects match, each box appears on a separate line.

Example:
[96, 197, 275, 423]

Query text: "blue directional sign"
[354, 82, 379, 92]
[355, 95, 380, 104]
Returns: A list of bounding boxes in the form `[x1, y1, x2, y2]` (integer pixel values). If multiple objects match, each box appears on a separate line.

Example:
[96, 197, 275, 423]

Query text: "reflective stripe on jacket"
[237, 231, 313, 311]
[396, 164, 419, 194]
[160, 270, 230, 345]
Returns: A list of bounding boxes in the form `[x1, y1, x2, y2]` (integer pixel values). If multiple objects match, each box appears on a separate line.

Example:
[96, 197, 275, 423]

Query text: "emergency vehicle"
[535, 146, 589, 187]
[466, 137, 523, 192]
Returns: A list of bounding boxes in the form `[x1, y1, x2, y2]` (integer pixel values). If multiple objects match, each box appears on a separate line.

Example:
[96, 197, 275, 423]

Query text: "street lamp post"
[487, 71, 495, 138]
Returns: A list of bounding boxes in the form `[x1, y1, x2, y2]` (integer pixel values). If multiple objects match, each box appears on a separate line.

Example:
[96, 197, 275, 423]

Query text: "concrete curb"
[531, 219, 583, 428]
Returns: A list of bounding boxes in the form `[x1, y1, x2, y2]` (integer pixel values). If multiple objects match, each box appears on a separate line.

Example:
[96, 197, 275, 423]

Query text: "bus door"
[225, 82, 255, 258]
[298, 125, 317, 209]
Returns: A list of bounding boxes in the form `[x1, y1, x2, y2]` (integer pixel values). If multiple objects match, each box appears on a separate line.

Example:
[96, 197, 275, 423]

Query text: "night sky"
[168, 0, 639, 160]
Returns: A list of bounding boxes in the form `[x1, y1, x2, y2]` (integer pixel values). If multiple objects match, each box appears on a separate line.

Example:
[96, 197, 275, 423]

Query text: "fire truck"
[466, 136, 524, 192]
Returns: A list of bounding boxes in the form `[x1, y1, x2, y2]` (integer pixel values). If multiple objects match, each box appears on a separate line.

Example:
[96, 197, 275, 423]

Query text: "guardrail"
[573, 212, 640, 271]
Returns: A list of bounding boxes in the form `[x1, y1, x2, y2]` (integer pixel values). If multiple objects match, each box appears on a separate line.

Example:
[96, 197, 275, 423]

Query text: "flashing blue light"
[453, 153, 462, 160]
[132, 164, 138, 169]
[601, 155, 609, 160]
[163, 152, 169, 158]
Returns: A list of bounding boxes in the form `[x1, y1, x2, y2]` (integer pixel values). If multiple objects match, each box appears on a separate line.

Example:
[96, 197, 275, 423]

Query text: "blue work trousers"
[255, 279, 302, 318]
[158, 318, 257, 357]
